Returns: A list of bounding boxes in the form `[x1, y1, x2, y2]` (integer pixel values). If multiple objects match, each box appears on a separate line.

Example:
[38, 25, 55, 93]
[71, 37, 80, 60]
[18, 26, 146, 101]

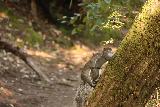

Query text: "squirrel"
[75, 47, 114, 107]
[81, 47, 113, 87]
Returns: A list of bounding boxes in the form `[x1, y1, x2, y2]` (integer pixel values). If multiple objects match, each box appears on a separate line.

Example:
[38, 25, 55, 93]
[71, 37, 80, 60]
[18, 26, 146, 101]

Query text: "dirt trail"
[0, 45, 93, 107]
[0, 4, 95, 106]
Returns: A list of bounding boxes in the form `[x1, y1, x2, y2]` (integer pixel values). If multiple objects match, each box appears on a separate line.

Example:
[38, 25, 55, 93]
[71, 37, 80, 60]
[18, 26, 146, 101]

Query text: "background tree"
[85, 0, 160, 106]
[31, 0, 38, 20]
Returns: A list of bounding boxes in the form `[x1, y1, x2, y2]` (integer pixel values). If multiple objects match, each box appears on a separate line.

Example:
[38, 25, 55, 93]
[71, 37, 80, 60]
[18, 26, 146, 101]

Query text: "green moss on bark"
[86, 0, 160, 107]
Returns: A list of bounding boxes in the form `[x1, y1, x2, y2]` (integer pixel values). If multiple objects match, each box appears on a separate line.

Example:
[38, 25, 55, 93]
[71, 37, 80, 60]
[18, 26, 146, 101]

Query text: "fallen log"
[0, 37, 51, 83]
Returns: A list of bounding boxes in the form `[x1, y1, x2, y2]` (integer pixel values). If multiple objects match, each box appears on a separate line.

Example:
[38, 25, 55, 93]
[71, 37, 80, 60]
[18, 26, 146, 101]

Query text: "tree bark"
[31, 0, 38, 20]
[85, 0, 160, 107]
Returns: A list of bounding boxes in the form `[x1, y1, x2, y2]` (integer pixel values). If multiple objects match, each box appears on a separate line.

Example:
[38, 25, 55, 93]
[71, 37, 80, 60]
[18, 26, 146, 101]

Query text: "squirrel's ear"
[103, 47, 112, 52]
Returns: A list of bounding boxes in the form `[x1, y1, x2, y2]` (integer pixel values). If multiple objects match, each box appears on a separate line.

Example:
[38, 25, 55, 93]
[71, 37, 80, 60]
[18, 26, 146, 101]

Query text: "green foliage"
[55, 36, 73, 48]
[0, 3, 14, 16]
[25, 28, 43, 47]
[70, 0, 145, 44]
[145, 99, 158, 107]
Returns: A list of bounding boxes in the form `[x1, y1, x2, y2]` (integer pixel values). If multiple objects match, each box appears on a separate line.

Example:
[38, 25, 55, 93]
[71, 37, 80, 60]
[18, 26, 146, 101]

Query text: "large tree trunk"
[85, 0, 160, 107]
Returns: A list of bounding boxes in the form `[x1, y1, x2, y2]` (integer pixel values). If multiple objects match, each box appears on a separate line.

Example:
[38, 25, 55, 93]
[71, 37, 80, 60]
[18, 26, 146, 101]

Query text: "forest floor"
[0, 44, 93, 107]
[0, 2, 120, 107]
[0, 3, 96, 107]
[0, 2, 159, 107]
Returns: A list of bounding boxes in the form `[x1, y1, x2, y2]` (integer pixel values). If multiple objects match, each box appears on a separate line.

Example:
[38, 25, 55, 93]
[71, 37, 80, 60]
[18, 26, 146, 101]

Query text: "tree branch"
[0, 37, 51, 83]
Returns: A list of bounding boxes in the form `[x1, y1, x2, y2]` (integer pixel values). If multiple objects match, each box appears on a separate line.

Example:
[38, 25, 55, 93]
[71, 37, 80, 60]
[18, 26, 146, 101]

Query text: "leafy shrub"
[70, 0, 145, 45]
[25, 28, 43, 47]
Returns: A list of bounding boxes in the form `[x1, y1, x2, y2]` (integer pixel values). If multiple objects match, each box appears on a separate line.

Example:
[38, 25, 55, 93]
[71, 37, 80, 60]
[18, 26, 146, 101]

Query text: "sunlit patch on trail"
[0, 12, 8, 20]
[0, 87, 13, 97]
[26, 49, 54, 59]
[0, 81, 13, 97]
[64, 44, 93, 66]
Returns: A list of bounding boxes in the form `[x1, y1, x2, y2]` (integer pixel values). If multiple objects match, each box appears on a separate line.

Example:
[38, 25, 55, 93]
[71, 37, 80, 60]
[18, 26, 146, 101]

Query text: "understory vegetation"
[0, 0, 159, 107]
